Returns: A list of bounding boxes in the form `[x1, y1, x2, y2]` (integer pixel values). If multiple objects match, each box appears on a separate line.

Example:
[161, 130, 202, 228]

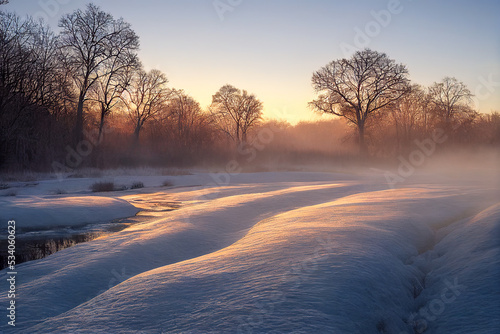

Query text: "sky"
[4, 0, 500, 124]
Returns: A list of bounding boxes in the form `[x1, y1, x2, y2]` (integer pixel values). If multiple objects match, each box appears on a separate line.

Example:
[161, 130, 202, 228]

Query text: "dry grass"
[161, 168, 191, 176]
[131, 181, 144, 189]
[162, 180, 174, 187]
[90, 181, 115, 192]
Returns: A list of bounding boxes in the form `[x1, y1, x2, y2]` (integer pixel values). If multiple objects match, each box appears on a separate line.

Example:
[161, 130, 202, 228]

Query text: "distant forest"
[1, 3, 498, 172]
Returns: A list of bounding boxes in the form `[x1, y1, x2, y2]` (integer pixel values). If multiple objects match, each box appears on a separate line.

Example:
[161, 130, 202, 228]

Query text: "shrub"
[90, 181, 115, 192]
[162, 180, 174, 187]
[131, 181, 144, 189]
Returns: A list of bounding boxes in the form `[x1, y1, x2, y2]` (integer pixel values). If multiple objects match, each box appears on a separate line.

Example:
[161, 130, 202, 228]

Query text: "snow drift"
[0, 196, 139, 229]
[0, 172, 498, 333]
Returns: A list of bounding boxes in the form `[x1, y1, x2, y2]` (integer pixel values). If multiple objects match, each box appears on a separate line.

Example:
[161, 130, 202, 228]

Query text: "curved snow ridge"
[407, 202, 500, 334]
[0, 196, 139, 229]
[113, 183, 377, 246]
[23, 187, 492, 333]
[2, 181, 373, 332]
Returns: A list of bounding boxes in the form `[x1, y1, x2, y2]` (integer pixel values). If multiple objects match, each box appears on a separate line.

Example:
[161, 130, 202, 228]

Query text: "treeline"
[364, 82, 500, 157]
[0, 4, 498, 172]
[0, 4, 264, 171]
[310, 49, 500, 157]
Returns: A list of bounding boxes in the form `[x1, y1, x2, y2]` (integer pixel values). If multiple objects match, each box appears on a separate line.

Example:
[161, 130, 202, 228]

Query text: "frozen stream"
[0, 198, 181, 270]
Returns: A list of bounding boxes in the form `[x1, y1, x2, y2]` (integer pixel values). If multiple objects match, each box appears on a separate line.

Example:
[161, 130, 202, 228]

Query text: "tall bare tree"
[165, 89, 204, 147]
[0, 11, 72, 167]
[122, 69, 169, 142]
[429, 77, 473, 125]
[58, 3, 139, 143]
[90, 30, 140, 141]
[310, 49, 410, 154]
[390, 84, 431, 149]
[211, 84, 263, 145]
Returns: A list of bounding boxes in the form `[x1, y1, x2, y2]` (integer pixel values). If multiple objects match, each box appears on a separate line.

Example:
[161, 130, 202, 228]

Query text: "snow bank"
[2, 180, 367, 332]
[413, 203, 500, 333]
[0, 172, 497, 333]
[0, 171, 356, 197]
[10, 188, 495, 333]
[0, 196, 139, 228]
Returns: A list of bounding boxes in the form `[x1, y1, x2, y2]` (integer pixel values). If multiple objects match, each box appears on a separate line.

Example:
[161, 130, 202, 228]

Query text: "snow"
[0, 196, 139, 228]
[414, 203, 500, 333]
[0, 171, 498, 333]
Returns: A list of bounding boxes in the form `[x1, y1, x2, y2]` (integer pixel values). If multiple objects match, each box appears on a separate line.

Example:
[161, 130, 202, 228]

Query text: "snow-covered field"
[1, 169, 499, 333]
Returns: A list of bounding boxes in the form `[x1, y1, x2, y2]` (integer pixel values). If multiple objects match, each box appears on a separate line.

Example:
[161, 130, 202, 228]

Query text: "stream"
[0, 199, 181, 270]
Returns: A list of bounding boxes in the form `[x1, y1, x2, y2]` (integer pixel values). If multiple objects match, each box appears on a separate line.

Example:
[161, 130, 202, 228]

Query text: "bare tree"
[390, 84, 431, 150]
[310, 49, 410, 154]
[0, 11, 40, 166]
[89, 29, 140, 141]
[0, 11, 75, 167]
[429, 77, 473, 126]
[58, 3, 139, 143]
[122, 69, 169, 142]
[165, 89, 204, 147]
[211, 84, 263, 145]
[0, 12, 46, 112]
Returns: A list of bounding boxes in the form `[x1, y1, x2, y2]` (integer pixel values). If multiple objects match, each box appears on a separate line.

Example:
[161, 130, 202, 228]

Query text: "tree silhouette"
[122, 69, 170, 143]
[429, 77, 473, 126]
[89, 32, 140, 141]
[211, 84, 263, 146]
[310, 49, 410, 155]
[0, 11, 71, 167]
[58, 3, 139, 144]
[390, 84, 431, 150]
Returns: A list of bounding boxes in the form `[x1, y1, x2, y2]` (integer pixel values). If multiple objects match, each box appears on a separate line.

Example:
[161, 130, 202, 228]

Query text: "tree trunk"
[133, 119, 141, 143]
[358, 121, 368, 156]
[74, 91, 85, 144]
[241, 130, 247, 146]
[393, 114, 401, 154]
[98, 102, 106, 142]
[235, 123, 241, 146]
